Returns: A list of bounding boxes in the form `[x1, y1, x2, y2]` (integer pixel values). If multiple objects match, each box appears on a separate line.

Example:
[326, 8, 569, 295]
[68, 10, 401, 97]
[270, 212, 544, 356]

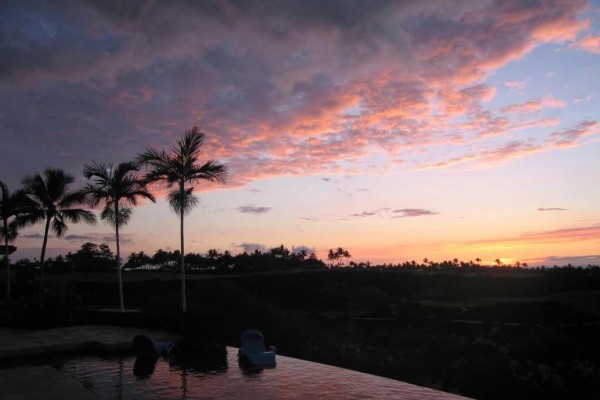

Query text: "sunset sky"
[1, 0, 599, 266]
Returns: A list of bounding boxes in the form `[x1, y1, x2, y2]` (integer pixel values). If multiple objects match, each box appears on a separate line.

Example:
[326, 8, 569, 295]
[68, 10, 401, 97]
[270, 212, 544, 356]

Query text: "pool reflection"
[133, 356, 157, 379]
[58, 347, 472, 400]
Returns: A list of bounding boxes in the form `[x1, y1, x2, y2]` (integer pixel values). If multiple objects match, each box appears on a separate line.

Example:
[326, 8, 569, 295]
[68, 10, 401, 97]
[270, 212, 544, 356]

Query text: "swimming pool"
[54, 347, 472, 399]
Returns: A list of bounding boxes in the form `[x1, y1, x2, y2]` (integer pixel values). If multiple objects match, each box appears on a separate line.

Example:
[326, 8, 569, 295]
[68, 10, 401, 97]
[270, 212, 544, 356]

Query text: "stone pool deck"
[0, 324, 179, 399]
[0, 324, 178, 359]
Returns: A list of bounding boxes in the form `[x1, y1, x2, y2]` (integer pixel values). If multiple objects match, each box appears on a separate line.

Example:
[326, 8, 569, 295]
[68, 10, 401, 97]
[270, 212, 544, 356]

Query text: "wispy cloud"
[21, 233, 44, 239]
[526, 254, 600, 267]
[548, 120, 598, 147]
[504, 80, 527, 92]
[392, 209, 438, 218]
[535, 254, 600, 266]
[470, 224, 600, 245]
[238, 205, 272, 214]
[538, 207, 568, 211]
[63, 233, 134, 245]
[63, 234, 98, 241]
[352, 211, 378, 217]
[418, 120, 598, 171]
[299, 216, 319, 222]
[501, 96, 566, 114]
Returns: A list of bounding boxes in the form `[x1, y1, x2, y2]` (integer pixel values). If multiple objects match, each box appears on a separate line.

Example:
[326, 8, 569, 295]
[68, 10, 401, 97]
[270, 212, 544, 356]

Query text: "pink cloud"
[501, 96, 566, 113]
[0, 0, 594, 189]
[572, 35, 600, 54]
[548, 120, 599, 146]
[510, 117, 562, 131]
[439, 85, 496, 115]
[417, 118, 598, 171]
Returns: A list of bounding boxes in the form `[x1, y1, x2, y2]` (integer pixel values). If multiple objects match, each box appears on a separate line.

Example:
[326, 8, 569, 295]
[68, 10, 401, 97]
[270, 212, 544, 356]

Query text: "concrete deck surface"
[0, 324, 177, 399]
[0, 324, 178, 359]
[0, 366, 96, 400]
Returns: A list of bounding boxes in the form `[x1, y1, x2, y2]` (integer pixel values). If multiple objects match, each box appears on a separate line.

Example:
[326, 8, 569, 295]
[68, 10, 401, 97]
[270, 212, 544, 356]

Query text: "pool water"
[54, 347, 472, 399]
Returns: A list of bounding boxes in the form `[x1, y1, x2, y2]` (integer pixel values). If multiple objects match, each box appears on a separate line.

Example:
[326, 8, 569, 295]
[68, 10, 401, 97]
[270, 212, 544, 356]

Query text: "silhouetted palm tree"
[0, 181, 35, 298]
[83, 161, 155, 312]
[137, 127, 227, 312]
[21, 168, 96, 285]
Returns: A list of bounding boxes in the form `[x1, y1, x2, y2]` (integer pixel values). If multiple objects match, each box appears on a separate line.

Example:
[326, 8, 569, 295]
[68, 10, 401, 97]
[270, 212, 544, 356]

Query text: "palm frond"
[83, 160, 111, 181]
[101, 205, 132, 227]
[82, 183, 109, 208]
[44, 168, 75, 202]
[167, 188, 199, 216]
[51, 214, 68, 237]
[121, 184, 156, 206]
[177, 127, 205, 159]
[13, 211, 45, 228]
[60, 208, 97, 225]
[0, 222, 18, 242]
[1, 182, 34, 220]
[137, 148, 170, 168]
[58, 189, 89, 209]
[189, 160, 228, 183]
[22, 174, 48, 207]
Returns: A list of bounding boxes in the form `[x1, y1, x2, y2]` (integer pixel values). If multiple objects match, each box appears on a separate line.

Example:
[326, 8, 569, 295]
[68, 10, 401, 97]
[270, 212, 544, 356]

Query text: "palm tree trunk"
[3, 219, 9, 299]
[115, 202, 124, 312]
[39, 216, 51, 289]
[180, 198, 186, 313]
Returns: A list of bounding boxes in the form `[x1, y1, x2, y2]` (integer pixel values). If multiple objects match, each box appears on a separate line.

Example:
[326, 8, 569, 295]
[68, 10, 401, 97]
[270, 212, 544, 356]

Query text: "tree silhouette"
[328, 247, 352, 267]
[21, 168, 96, 286]
[0, 181, 35, 298]
[137, 127, 227, 312]
[270, 244, 290, 259]
[83, 160, 155, 312]
[66, 242, 114, 273]
[125, 251, 152, 270]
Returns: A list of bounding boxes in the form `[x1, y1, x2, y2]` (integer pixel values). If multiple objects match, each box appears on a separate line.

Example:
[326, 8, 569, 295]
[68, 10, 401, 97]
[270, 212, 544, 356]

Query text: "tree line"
[12, 242, 326, 275]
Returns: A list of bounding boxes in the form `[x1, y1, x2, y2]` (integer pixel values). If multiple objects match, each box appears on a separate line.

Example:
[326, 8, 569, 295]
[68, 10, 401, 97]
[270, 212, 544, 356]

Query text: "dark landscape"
[2, 248, 600, 400]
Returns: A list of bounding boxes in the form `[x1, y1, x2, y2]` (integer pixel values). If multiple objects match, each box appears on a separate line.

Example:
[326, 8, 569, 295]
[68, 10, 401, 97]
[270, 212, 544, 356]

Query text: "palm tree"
[83, 161, 155, 312]
[138, 127, 227, 312]
[0, 181, 35, 298]
[21, 168, 96, 285]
